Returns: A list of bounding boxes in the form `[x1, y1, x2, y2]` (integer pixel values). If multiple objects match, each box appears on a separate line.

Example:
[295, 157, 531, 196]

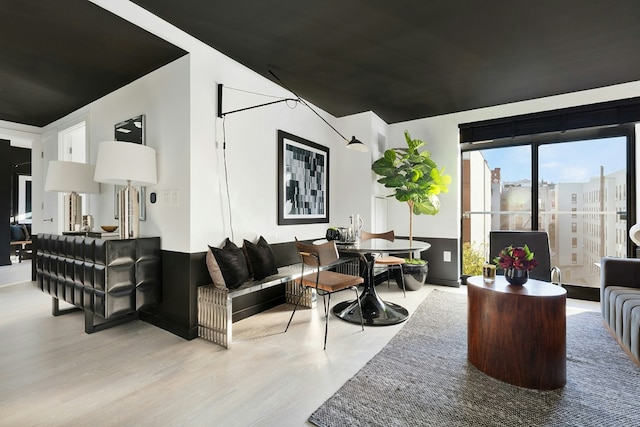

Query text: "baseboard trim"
[139, 310, 197, 340]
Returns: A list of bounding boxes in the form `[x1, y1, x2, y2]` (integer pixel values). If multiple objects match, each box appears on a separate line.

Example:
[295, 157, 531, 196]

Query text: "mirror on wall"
[114, 115, 145, 145]
[114, 114, 146, 220]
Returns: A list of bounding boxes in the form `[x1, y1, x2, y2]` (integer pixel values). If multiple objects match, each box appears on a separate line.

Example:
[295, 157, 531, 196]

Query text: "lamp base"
[64, 192, 82, 232]
[118, 184, 139, 239]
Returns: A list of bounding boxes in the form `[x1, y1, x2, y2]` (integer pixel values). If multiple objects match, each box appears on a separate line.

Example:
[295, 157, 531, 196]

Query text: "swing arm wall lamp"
[216, 73, 368, 152]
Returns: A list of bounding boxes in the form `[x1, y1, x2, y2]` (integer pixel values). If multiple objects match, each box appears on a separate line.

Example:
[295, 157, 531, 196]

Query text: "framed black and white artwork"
[277, 130, 329, 225]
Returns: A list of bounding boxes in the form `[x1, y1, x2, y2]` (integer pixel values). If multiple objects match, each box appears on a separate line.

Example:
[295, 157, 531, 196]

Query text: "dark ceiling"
[0, 0, 186, 127]
[4, 1, 640, 127]
[130, 0, 640, 124]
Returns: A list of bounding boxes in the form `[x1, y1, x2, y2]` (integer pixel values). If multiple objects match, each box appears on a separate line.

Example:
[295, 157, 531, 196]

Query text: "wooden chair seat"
[300, 270, 363, 292]
[375, 255, 405, 266]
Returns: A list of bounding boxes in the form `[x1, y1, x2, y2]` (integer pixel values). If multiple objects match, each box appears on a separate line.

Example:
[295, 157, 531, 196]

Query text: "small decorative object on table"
[493, 244, 538, 286]
[482, 263, 496, 281]
[101, 225, 118, 233]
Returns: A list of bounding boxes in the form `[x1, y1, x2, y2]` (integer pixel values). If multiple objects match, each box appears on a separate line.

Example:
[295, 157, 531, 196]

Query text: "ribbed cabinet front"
[36, 234, 161, 319]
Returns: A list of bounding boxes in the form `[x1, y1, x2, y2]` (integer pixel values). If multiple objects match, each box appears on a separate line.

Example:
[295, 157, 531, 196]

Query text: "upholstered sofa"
[600, 256, 640, 363]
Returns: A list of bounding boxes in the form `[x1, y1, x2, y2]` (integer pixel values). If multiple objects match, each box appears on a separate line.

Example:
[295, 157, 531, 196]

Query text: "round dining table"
[324, 238, 431, 326]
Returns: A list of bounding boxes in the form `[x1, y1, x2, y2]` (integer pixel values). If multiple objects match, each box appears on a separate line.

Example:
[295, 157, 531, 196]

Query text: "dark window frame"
[460, 101, 637, 301]
[461, 125, 636, 258]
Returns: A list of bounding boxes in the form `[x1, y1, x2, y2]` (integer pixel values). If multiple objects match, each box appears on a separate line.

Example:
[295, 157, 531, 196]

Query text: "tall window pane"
[461, 146, 531, 276]
[538, 137, 627, 288]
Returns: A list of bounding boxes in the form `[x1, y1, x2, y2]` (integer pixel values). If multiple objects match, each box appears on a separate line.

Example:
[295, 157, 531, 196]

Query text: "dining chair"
[489, 230, 562, 285]
[360, 230, 406, 297]
[285, 239, 364, 349]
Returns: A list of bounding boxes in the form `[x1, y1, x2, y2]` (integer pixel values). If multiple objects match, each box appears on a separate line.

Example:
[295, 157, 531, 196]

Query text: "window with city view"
[462, 135, 631, 293]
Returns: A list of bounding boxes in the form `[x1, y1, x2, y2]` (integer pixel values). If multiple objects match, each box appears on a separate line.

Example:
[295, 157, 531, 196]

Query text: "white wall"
[386, 116, 461, 240]
[202, 77, 374, 250]
[37, 55, 191, 251]
[333, 111, 387, 234]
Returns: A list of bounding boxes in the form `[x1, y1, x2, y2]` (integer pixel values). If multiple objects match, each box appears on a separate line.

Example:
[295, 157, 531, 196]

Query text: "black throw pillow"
[21, 224, 31, 241]
[243, 236, 278, 281]
[209, 239, 250, 289]
[10, 224, 25, 241]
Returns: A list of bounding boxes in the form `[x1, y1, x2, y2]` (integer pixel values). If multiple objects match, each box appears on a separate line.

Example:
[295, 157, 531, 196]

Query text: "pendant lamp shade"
[346, 136, 369, 152]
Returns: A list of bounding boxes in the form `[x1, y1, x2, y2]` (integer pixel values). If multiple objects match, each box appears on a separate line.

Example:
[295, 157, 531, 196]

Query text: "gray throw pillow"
[205, 248, 227, 290]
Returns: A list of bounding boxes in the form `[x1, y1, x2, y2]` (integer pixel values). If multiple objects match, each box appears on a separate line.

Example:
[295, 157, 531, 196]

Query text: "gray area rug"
[309, 289, 640, 427]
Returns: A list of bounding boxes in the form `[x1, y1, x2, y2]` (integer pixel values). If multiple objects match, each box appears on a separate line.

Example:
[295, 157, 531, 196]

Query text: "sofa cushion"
[210, 239, 250, 289]
[631, 306, 640, 362]
[243, 236, 278, 281]
[621, 298, 640, 348]
[608, 288, 640, 331]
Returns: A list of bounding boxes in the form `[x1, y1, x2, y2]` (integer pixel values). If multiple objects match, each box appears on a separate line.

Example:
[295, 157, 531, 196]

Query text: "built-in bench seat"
[197, 240, 359, 348]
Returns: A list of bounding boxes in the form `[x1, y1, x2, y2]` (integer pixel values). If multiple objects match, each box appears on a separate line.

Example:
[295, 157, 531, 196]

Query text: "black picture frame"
[277, 130, 329, 225]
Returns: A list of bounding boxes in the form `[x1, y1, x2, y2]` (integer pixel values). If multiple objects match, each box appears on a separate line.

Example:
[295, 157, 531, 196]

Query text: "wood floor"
[0, 262, 598, 426]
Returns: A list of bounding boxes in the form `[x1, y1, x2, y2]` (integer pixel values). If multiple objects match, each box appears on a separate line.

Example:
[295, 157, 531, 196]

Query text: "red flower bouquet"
[493, 244, 538, 272]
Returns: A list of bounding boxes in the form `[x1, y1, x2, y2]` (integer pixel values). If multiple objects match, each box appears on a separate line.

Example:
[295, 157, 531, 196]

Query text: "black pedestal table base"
[333, 294, 409, 326]
[332, 251, 409, 326]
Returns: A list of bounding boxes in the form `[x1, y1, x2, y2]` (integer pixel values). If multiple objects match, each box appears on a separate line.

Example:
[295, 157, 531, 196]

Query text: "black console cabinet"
[35, 234, 161, 333]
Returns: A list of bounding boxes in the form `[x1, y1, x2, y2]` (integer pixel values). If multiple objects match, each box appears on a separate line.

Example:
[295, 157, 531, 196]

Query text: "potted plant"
[462, 241, 486, 285]
[372, 130, 451, 290]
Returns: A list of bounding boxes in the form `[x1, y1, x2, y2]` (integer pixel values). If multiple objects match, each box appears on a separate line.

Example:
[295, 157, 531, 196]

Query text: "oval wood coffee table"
[466, 275, 567, 390]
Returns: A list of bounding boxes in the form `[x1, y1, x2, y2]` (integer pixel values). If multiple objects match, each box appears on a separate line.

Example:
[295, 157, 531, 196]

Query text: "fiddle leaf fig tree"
[372, 130, 452, 251]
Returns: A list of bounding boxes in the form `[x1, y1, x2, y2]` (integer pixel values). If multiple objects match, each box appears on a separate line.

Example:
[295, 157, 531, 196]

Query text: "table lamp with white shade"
[630, 224, 640, 258]
[44, 161, 100, 232]
[630, 223, 640, 246]
[94, 141, 157, 239]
